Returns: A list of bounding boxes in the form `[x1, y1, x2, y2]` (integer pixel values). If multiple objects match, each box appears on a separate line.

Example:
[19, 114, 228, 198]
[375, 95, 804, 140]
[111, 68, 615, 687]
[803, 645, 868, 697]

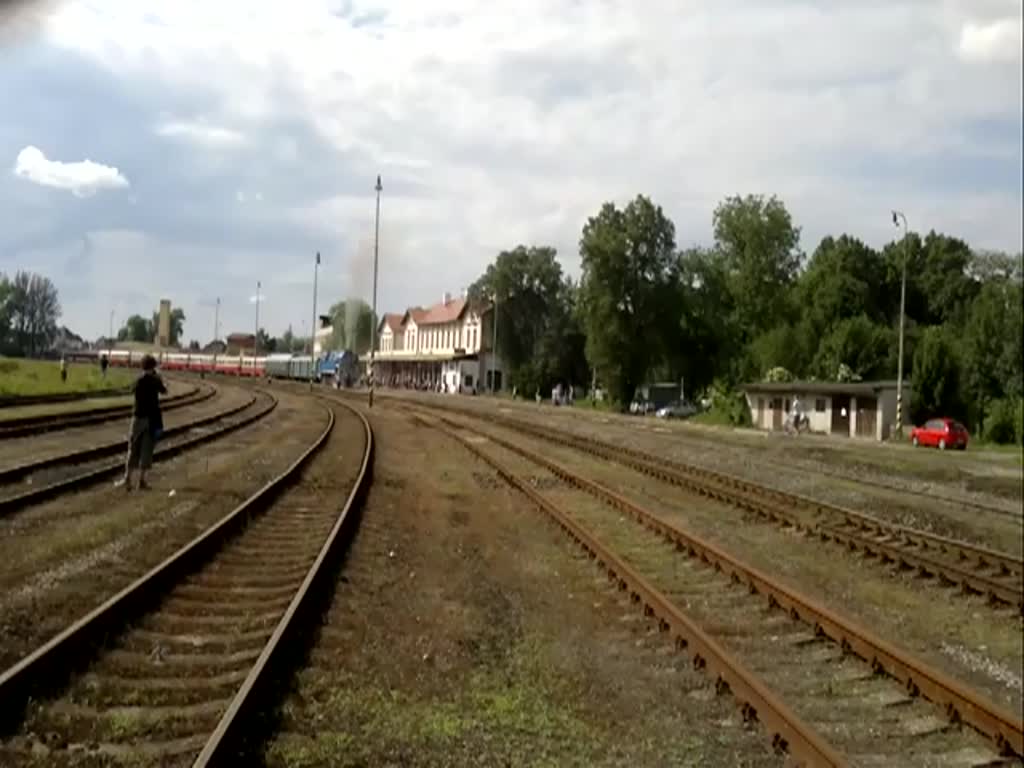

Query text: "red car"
[910, 418, 969, 450]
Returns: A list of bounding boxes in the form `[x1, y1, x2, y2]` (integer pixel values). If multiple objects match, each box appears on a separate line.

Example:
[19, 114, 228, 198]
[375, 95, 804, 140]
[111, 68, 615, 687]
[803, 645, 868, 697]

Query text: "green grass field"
[0, 357, 133, 398]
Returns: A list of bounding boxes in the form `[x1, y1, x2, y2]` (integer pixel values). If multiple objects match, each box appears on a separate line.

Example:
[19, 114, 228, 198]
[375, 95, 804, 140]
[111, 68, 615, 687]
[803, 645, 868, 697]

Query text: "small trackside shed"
[741, 380, 913, 441]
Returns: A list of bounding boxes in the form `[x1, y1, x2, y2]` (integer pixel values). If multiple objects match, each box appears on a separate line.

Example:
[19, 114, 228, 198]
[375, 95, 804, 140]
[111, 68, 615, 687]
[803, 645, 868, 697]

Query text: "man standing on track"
[115, 354, 166, 491]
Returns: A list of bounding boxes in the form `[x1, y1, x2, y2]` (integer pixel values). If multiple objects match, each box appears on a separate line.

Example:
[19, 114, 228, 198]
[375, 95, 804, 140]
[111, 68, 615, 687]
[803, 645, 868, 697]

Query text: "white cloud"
[12, 145, 130, 197]
[958, 18, 1022, 62]
[10, 0, 1022, 332]
[156, 118, 246, 147]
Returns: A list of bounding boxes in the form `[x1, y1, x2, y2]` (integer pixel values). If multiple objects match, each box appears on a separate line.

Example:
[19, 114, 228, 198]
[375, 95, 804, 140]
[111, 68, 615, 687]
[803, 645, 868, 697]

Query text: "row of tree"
[469, 194, 1022, 443]
[0, 271, 61, 357]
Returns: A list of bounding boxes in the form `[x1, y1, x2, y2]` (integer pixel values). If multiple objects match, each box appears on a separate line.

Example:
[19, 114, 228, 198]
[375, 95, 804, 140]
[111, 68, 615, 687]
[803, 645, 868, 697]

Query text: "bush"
[764, 366, 793, 383]
[983, 398, 1019, 444]
[703, 381, 752, 427]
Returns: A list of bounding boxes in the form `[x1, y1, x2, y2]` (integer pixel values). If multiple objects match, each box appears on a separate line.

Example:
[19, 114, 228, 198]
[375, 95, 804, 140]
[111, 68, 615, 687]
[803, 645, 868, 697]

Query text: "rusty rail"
[0, 390, 276, 516]
[426, 410, 1023, 758]
[0, 382, 213, 439]
[418, 412, 847, 767]
[414, 401, 1023, 611]
[193, 397, 374, 766]
[0, 398, 337, 736]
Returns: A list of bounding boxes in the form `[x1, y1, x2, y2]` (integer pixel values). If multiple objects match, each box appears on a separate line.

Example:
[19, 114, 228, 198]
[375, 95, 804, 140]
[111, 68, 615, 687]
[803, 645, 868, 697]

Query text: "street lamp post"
[891, 210, 909, 437]
[213, 297, 220, 373]
[254, 281, 261, 355]
[108, 309, 114, 352]
[369, 174, 382, 409]
[310, 252, 320, 390]
[490, 293, 499, 394]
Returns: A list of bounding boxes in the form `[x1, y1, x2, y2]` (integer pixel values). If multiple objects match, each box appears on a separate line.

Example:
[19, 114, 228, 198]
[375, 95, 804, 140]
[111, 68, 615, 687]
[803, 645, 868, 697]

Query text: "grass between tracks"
[263, 407, 779, 768]
[0, 358, 132, 398]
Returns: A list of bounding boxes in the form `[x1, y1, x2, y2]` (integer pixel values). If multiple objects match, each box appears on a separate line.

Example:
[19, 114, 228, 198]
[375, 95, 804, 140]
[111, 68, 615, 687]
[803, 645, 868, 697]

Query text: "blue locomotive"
[264, 350, 360, 386]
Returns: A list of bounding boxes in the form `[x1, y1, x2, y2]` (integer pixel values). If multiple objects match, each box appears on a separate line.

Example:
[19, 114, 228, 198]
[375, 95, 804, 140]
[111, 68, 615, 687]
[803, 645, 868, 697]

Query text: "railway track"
[0, 398, 373, 767]
[413, 409, 1023, 766]
[0, 383, 215, 439]
[0, 390, 277, 517]
[414, 401, 1024, 613]
[628, 418, 1022, 521]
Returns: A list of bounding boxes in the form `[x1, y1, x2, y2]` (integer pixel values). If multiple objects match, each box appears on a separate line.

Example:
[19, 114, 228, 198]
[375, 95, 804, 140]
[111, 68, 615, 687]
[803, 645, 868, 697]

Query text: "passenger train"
[91, 349, 361, 385]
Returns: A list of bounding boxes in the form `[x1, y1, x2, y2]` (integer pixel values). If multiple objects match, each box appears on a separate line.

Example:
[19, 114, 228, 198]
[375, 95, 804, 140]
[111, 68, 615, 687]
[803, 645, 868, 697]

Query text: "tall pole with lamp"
[213, 297, 220, 375]
[490, 292, 499, 394]
[254, 281, 262, 356]
[891, 210, 909, 438]
[310, 252, 320, 390]
[369, 175, 382, 408]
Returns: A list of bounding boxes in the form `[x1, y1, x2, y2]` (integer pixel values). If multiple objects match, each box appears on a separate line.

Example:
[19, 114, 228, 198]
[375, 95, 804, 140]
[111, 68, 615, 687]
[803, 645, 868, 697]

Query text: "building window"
[815, 398, 826, 413]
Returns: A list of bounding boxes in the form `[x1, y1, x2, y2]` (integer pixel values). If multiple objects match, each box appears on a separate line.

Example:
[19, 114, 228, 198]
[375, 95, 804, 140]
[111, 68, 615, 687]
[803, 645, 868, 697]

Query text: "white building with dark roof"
[371, 292, 504, 393]
[741, 379, 913, 441]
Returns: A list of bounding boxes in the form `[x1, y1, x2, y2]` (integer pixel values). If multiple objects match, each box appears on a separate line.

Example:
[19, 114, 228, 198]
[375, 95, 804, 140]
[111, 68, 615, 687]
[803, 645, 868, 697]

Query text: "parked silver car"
[655, 400, 698, 419]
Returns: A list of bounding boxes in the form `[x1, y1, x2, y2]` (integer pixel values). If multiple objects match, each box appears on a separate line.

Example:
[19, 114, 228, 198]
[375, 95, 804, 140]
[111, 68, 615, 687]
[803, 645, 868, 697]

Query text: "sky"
[0, 0, 1021, 343]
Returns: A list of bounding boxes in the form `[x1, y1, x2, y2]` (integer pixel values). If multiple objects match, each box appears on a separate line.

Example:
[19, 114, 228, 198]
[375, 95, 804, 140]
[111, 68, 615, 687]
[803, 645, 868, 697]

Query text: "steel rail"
[416, 412, 846, 767]
[0, 391, 276, 517]
[754, 449, 1022, 522]
[193, 397, 374, 767]
[0, 398, 334, 732]
[0, 387, 131, 409]
[420, 402, 1023, 607]
[0, 384, 214, 440]
[428, 410, 1024, 758]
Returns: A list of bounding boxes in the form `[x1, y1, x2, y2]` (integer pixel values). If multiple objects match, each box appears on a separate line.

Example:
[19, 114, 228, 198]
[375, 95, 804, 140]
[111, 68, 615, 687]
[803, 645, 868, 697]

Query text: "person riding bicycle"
[788, 397, 806, 432]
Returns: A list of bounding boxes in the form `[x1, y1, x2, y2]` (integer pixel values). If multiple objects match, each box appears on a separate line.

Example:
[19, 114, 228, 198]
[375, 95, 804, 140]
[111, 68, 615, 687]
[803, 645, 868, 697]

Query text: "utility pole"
[254, 281, 261, 355]
[310, 252, 320, 390]
[491, 293, 499, 393]
[369, 174, 382, 408]
[108, 309, 114, 351]
[213, 297, 220, 372]
[891, 210, 909, 438]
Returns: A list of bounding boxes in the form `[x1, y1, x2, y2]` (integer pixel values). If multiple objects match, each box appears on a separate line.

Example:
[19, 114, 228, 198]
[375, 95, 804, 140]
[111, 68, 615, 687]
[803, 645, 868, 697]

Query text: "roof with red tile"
[378, 312, 404, 334]
[417, 297, 468, 326]
[389, 297, 490, 329]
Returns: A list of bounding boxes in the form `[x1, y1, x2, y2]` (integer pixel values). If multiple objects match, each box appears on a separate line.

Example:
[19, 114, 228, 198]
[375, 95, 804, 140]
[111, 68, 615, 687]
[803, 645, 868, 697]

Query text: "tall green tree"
[910, 326, 965, 423]
[468, 245, 586, 394]
[5, 271, 61, 356]
[118, 315, 153, 342]
[961, 276, 1023, 428]
[798, 235, 886, 335]
[672, 247, 737, 392]
[578, 195, 678, 407]
[712, 194, 802, 352]
[882, 231, 977, 328]
[811, 315, 894, 381]
[0, 273, 12, 354]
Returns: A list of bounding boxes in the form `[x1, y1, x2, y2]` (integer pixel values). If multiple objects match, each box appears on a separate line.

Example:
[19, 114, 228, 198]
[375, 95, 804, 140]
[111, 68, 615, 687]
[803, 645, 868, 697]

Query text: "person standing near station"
[59, 355, 67, 383]
[116, 354, 166, 491]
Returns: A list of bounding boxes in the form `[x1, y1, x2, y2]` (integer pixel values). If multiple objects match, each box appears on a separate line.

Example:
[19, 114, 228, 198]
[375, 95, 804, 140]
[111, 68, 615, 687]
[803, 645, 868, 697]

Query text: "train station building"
[370, 292, 504, 393]
[741, 380, 912, 441]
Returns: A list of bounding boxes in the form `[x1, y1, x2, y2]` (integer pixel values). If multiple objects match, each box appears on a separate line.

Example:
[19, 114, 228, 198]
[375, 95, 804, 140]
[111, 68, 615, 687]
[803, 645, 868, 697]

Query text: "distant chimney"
[442, 291, 451, 306]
